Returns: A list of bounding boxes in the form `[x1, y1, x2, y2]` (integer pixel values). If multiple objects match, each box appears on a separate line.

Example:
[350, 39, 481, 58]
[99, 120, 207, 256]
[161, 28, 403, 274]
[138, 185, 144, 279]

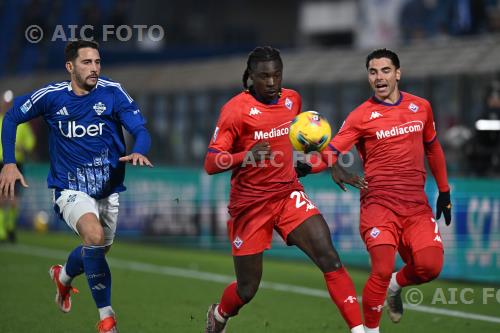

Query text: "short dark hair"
[64, 40, 99, 62]
[242, 46, 283, 89]
[366, 48, 400, 69]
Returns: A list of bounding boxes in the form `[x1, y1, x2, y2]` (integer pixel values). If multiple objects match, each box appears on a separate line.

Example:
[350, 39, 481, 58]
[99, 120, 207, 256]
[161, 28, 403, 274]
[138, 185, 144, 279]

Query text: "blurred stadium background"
[0, 0, 499, 331]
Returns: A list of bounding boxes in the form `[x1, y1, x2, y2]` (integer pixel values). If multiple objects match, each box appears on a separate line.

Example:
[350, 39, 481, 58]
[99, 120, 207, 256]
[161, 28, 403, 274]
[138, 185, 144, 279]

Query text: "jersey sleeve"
[8, 93, 47, 123]
[113, 85, 146, 133]
[423, 100, 437, 144]
[2, 93, 46, 163]
[207, 104, 241, 153]
[329, 110, 364, 154]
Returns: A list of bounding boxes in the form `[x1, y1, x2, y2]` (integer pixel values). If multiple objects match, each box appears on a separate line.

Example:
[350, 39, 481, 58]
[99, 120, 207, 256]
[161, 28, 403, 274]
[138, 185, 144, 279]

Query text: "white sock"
[364, 326, 380, 333]
[59, 265, 73, 286]
[98, 306, 115, 320]
[214, 305, 227, 323]
[388, 272, 401, 295]
[350, 324, 365, 333]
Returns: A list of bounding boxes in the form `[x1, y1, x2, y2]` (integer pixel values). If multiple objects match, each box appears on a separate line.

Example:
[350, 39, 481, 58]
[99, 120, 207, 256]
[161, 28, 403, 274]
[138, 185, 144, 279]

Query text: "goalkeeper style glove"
[436, 191, 452, 226]
[295, 161, 312, 178]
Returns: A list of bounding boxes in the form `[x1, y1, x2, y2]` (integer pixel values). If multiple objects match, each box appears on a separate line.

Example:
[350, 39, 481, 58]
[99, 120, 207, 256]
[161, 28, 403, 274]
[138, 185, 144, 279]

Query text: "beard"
[75, 72, 98, 92]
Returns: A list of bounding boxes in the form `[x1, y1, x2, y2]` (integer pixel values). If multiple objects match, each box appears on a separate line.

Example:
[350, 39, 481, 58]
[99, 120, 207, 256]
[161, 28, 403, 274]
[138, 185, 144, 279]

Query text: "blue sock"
[82, 246, 112, 308]
[65, 245, 84, 277]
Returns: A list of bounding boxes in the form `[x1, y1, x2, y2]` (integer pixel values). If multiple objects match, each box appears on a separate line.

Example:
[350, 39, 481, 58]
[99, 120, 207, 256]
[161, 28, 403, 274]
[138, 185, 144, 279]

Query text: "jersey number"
[290, 191, 316, 212]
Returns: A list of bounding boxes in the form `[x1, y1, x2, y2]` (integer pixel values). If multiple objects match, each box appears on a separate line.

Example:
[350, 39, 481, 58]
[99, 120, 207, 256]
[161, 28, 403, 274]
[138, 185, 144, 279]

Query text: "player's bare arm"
[330, 163, 367, 192]
[119, 153, 153, 167]
[0, 163, 28, 199]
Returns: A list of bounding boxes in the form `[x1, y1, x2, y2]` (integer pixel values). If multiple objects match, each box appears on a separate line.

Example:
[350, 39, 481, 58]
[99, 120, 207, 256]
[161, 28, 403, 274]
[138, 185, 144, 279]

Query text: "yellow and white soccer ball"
[289, 111, 332, 152]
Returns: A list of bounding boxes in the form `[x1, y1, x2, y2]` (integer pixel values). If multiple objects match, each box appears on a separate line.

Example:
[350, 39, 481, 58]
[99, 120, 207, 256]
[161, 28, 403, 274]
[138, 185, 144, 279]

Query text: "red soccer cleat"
[48, 264, 79, 313]
[97, 316, 118, 333]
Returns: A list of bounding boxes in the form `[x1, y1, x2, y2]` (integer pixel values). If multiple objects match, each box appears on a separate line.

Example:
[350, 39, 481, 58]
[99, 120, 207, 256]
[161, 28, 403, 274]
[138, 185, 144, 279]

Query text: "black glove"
[436, 191, 452, 226]
[295, 161, 312, 178]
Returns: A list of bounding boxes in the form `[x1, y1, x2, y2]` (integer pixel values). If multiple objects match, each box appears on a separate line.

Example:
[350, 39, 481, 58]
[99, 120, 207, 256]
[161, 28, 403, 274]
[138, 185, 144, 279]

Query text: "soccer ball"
[289, 111, 332, 152]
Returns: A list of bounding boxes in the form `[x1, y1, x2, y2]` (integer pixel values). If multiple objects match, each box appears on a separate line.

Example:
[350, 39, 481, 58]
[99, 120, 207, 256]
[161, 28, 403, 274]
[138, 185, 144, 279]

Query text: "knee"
[414, 260, 442, 283]
[413, 248, 443, 283]
[318, 252, 343, 273]
[81, 227, 105, 246]
[370, 264, 394, 282]
[237, 281, 260, 303]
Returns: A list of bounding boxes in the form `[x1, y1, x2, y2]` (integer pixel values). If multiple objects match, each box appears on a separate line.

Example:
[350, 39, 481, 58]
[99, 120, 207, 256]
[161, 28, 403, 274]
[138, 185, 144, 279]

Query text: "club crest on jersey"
[20, 99, 32, 114]
[409, 103, 419, 113]
[285, 97, 293, 110]
[233, 236, 243, 249]
[93, 102, 107, 115]
[249, 107, 261, 116]
[370, 227, 381, 238]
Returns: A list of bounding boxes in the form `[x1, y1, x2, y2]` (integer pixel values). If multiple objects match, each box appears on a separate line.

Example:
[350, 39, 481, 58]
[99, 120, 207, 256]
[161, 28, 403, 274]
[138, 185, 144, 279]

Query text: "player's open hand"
[119, 153, 154, 167]
[330, 163, 368, 192]
[436, 191, 452, 226]
[249, 141, 271, 161]
[0, 163, 28, 200]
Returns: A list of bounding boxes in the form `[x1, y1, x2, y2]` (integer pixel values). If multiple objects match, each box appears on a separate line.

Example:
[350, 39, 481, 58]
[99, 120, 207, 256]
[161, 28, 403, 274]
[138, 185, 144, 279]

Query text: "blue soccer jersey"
[3, 77, 146, 199]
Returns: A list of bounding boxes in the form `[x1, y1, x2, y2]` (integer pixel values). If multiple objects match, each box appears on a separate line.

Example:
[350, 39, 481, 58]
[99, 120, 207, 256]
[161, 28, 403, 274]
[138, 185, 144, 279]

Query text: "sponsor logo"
[409, 103, 419, 113]
[20, 100, 32, 114]
[370, 227, 381, 238]
[285, 97, 293, 110]
[249, 107, 261, 116]
[370, 111, 382, 119]
[233, 236, 243, 249]
[87, 273, 106, 279]
[212, 126, 219, 143]
[375, 120, 424, 140]
[67, 194, 77, 203]
[93, 102, 107, 115]
[254, 121, 291, 140]
[59, 121, 105, 138]
[91, 283, 107, 291]
[344, 296, 358, 304]
[56, 106, 69, 116]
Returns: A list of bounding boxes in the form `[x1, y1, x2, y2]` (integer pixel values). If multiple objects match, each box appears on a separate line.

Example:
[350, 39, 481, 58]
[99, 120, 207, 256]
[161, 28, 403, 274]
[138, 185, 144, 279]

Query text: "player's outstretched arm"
[0, 163, 28, 199]
[330, 163, 368, 192]
[119, 153, 153, 167]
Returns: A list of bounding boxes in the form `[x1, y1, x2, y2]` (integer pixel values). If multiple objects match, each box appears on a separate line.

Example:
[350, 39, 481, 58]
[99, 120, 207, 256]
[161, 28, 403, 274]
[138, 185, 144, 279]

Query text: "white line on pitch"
[3, 244, 500, 324]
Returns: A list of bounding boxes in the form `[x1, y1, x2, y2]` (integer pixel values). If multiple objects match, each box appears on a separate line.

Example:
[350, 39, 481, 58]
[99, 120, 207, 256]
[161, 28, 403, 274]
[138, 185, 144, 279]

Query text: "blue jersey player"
[0, 40, 152, 333]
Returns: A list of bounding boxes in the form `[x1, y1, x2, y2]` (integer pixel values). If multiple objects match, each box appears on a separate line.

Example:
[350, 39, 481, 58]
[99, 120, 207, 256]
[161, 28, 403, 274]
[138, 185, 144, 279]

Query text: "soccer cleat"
[386, 288, 404, 323]
[48, 265, 79, 313]
[97, 316, 118, 333]
[205, 304, 227, 333]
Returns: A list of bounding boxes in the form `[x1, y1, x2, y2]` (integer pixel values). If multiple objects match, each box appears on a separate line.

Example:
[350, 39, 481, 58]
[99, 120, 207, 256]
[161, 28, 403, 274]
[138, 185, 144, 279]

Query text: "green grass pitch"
[1, 231, 499, 332]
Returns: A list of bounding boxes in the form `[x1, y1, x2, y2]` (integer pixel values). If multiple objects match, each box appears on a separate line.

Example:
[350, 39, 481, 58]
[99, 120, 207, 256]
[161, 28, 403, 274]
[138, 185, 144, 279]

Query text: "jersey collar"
[371, 92, 403, 106]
